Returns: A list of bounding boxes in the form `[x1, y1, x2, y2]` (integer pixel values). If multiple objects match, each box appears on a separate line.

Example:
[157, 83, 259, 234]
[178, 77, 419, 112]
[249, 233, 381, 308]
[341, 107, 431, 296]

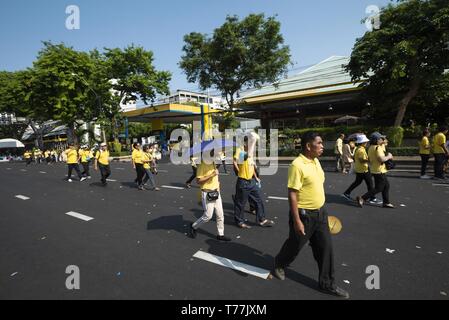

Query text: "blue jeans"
[234, 178, 265, 225]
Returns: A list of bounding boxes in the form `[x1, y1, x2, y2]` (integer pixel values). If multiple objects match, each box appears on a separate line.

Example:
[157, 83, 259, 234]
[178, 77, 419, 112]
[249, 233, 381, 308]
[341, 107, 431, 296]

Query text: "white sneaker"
[68, 179, 73, 183]
[420, 175, 431, 179]
[80, 177, 87, 182]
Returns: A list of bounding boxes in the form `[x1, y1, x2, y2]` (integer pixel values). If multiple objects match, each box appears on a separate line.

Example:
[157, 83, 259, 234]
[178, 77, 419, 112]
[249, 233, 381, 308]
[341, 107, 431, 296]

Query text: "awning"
[0, 139, 25, 149]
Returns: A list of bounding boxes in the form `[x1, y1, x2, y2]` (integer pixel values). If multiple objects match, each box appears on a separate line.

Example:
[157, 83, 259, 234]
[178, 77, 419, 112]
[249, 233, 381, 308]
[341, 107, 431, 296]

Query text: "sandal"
[259, 219, 275, 227]
[383, 203, 395, 209]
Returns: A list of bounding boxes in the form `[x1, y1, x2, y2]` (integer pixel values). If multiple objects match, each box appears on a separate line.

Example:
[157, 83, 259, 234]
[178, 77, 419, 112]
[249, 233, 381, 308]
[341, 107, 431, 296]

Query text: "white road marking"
[162, 185, 184, 190]
[106, 179, 117, 182]
[268, 196, 288, 201]
[433, 184, 449, 187]
[193, 251, 270, 280]
[39, 171, 47, 174]
[65, 211, 94, 222]
[15, 195, 30, 200]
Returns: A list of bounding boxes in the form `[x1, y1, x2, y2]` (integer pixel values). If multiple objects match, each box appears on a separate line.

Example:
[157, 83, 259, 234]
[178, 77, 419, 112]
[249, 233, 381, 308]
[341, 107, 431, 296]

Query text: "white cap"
[100, 143, 107, 147]
[356, 134, 370, 144]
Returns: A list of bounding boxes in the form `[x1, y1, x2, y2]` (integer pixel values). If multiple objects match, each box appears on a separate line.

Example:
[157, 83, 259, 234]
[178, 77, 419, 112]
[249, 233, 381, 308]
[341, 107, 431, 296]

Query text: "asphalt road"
[0, 160, 448, 300]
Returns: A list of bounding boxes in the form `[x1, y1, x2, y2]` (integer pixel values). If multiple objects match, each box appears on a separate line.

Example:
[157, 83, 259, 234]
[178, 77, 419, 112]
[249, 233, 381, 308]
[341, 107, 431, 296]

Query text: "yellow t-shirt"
[24, 152, 32, 159]
[288, 154, 325, 210]
[354, 146, 369, 173]
[65, 149, 78, 164]
[419, 137, 430, 155]
[433, 133, 447, 154]
[368, 145, 387, 174]
[234, 148, 255, 180]
[132, 149, 143, 164]
[196, 162, 219, 191]
[44, 151, 50, 158]
[79, 150, 92, 162]
[96, 150, 109, 165]
[142, 152, 153, 169]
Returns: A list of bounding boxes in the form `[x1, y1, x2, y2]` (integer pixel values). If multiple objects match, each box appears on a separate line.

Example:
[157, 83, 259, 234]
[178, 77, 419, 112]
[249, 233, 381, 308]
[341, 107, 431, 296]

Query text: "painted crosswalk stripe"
[162, 185, 184, 190]
[433, 184, 449, 187]
[65, 211, 94, 222]
[39, 171, 47, 174]
[193, 251, 270, 280]
[106, 179, 117, 182]
[15, 195, 30, 200]
[268, 196, 288, 201]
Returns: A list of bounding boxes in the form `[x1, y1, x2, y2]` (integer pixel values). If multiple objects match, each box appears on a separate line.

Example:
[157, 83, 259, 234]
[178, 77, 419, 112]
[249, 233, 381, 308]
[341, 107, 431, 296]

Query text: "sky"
[0, 0, 392, 93]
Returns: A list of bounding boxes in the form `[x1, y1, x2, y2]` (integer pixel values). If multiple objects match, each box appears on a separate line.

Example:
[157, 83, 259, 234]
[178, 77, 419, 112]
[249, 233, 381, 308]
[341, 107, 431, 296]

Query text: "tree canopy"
[180, 14, 291, 110]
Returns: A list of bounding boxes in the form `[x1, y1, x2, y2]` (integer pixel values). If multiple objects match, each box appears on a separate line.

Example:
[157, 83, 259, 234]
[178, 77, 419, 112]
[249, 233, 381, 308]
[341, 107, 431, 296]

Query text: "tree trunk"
[67, 123, 78, 145]
[28, 119, 43, 149]
[394, 78, 421, 127]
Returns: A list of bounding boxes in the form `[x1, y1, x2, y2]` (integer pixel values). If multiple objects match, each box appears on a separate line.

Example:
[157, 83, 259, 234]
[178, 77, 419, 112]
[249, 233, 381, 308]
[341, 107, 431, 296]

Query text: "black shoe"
[217, 235, 231, 242]
[319, 286, 350, 299]
[272, 267, 285, 281]
[189, 223, 197, 239]
[341, 193, 351, 201]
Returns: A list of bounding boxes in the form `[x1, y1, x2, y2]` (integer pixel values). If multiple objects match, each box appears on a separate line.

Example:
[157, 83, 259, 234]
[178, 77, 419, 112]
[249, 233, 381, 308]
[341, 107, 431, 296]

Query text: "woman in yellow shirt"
[132, 143, 145, 190]
[419, 128, 431, 179]
[142, 145, 160, 191]
[356, 132, 394, 208]
[342, 135, 373, 200]
[64, 144, 86, 183]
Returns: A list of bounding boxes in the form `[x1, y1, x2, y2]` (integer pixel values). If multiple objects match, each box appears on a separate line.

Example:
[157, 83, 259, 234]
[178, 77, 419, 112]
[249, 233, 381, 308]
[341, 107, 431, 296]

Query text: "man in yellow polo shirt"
[273, 132, 349, 299]
[94, 143, 111, 186]
[65, 144, 86, 183]
[23, 150, 33, 166]
[419, 128, 431, 179]
[233, 136, 274, 229]
[432, 126, 448, 180]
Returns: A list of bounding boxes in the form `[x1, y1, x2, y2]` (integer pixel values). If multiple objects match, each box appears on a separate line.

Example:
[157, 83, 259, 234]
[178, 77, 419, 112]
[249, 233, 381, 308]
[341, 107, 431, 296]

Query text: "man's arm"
[288, 189, 305, 236]
[233, 159, 240, 174]
[196, 170, 219, 185]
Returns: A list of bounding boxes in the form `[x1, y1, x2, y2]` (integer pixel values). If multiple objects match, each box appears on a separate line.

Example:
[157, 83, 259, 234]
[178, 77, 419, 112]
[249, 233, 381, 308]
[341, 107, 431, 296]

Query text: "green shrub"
[110, 151, 130, 157]
[387, 147, 419, 156]
[385, 126, 404, 147]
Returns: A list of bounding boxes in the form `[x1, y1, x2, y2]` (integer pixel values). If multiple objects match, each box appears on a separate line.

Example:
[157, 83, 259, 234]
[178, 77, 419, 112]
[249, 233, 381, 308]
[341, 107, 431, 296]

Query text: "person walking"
[185, 155, 198, 189]
[142, 145, 160, 191]
[64, 144, 86, 183]
[233, 137, 274, 229]
[356, 132, 395, 209]
[342, 138, 355, 174]
[432, 126, 448, 180]
[94, 143, 111, 186]
[79, 145, 92, 179]
[419, 128, 432, 179]
[334, 134, 345, 172]
[189, 150, 231, 242]
[132, 143, 146, 190]
[24, 150, 33, 166]
[273, 132, 349, 298]
[342, 135, 373, 200]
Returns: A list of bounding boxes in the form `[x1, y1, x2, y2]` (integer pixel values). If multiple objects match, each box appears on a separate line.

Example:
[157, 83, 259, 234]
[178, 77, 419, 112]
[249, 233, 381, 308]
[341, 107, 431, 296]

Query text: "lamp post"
[71, 73, 107, 143]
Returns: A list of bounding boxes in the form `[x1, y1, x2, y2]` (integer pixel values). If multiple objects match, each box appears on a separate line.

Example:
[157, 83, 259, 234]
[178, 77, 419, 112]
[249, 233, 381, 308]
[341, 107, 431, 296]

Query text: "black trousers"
[234, 178, 265, 225]
[135, 163, 145, 186]
[275, 208, 335, 289]
[81, 162, 90, 177]
[362, 173, 390, 204]
[434, 154, 447, 178]
[420, 154, 430, 176]
[67, 163, 82, 180]
[99, 164, 111, 184]
[26, 158, 32, 166]
[186, 166, 197, 184]
[344, 172, 373, 195]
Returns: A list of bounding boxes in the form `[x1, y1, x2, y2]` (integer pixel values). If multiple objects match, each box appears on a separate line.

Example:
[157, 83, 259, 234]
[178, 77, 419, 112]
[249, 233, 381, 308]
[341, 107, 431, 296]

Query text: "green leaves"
[180, 14, 291, 109]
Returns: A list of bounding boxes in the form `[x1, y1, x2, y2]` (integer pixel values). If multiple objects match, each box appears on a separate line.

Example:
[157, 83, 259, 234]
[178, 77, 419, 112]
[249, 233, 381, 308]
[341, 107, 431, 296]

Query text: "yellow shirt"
[419, 137, 430, 155]
[234, 148, 255, 180]
[197, 162, 219, 191]
[79, 150, 92, 163]
[44, 151, 50, 157]
[368, 145, 387, 174]
[433, 133, 447, 154]
[354, 146, 369, 173]
[132, 149, 143, 164]
[65, 149, 78, 164]
[96, 150, 109, 165]
[142, 152, 153, 169]
[288, 154, 325, 210]
[24, 152, 32, 159]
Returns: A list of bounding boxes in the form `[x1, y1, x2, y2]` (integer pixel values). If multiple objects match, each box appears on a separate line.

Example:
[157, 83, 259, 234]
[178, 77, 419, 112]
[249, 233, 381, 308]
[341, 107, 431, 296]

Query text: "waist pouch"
[206, 191, 220, 201]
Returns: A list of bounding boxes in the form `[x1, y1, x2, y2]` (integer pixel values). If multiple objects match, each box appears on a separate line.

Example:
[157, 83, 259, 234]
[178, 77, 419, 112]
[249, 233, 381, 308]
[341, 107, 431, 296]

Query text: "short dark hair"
[133, 142, 140, 149]
[301, 132, 322, 150]
[439, 125, 448, 132]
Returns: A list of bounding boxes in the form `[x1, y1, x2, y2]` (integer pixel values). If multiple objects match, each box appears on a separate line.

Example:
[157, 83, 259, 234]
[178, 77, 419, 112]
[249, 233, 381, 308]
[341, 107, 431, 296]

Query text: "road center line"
[162, 185, 185, 190]
[193, 251, 270, 280]
[433, 184, 449, 187]
[268, 196, 288, 201]
[106, 179, 117, 182]
[65, 211, 94, 222]
[15, 195, 30, 200]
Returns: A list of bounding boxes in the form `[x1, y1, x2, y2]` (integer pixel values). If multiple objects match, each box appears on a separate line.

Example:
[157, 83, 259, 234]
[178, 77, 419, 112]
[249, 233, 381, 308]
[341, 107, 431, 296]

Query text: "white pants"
[193, 191, 225, 236]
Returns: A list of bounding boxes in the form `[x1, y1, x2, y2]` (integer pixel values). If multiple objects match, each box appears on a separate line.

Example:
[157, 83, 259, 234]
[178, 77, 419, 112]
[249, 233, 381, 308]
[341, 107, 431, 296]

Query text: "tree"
[346, 0, 449, 127]
[104, 45, 171, 140]
[180, 14, 291, 110]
